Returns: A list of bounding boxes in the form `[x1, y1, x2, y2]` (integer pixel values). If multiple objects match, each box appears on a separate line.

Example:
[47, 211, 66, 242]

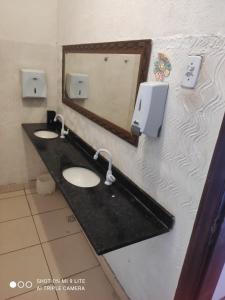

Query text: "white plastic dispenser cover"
[131, 82, 169, 138]
[21, 69, 47, 98]
[66, 73, 88, 99]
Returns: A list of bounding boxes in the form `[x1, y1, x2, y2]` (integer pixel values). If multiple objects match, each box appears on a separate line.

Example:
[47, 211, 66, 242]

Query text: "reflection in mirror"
[62, 40, 152, 146]
[64, 53, 140, 131]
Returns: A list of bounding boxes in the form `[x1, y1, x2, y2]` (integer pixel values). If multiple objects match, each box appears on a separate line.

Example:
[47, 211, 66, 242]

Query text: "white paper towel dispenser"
[66, 73, 88, 99]
[21, 69, 47, 99]
[131, 82, 169, 138]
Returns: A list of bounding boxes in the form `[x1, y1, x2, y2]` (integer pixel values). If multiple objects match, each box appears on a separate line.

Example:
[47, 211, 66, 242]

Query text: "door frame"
[198, 211, 225, 300]
[174, 114, 225, 300]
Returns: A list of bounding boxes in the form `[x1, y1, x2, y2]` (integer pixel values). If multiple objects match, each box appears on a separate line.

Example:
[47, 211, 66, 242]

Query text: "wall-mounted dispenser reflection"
[66, 73, 88, 99]
[21, 69, 47, 99]
[131, 82, 169, 138]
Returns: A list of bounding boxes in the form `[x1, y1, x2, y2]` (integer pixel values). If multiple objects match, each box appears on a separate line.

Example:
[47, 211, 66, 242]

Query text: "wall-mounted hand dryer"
[131, 82, 169, 138]
[66, 73, 88, 99]
[21, 69, 47, 99]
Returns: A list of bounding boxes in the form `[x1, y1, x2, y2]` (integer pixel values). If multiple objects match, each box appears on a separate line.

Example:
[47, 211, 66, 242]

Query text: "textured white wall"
[0, 0, 58, 185]
[0, 0, 58, 44]
[58, 0, 225, 44]
[58, 1, 225, 300]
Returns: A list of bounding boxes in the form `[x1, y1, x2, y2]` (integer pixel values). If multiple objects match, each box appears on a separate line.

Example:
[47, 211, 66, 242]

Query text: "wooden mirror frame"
[62, 39, 152, 146]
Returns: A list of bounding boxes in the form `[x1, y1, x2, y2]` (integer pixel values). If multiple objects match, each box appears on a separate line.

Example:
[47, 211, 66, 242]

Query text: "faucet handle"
[62, 128, 69, 136]
[93, 153, 98, 160]
[60, 128, 69, 139]
[108, 174, 116, 183]
[64, 128, 69, 135]
[105, 171, 116, 185]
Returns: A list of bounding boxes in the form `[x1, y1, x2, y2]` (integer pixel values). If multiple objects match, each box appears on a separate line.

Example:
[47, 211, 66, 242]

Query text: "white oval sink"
[63, 167, 100, 188]
[34, 130, 58, 139]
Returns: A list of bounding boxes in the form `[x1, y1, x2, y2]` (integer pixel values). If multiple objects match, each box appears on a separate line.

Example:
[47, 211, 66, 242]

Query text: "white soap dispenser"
[131, 82, 169, 138]
[21, 69, 47, 99]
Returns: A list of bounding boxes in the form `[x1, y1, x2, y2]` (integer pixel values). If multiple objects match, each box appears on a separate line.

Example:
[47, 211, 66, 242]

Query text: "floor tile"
[33, 208, 81, 243]
[27, 191, 68, 215]
[0, 216, 39, 255]
[0, 189, 25, 200]
[96, 256, 129, 300]
[10, 288, 58, 300]
[42, 233, 98, 279]
[0, 245, 51, 299]
[56, 266, 119, 300]
[0, 196, 30, 222]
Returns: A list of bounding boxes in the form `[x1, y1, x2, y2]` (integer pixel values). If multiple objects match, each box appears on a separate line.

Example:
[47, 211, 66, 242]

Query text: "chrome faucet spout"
[93, 148, 115, 186]
[54, 113, 69, 139]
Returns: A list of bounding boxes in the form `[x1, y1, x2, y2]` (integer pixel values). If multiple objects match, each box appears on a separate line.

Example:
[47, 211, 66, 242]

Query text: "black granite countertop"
[22, 123, 174, 255]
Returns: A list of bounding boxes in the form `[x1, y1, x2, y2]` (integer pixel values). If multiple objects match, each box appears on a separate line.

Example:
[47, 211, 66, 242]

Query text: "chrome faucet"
[93, 148, 116, 186]
[54, 113, 69, 138]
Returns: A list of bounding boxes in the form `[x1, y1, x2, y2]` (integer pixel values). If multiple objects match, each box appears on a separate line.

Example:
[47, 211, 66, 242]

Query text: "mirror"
[62, 40, 152, 146]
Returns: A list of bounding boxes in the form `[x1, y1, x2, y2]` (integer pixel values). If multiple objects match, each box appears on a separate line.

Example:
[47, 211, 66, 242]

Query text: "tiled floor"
[0, 184, 119, 300]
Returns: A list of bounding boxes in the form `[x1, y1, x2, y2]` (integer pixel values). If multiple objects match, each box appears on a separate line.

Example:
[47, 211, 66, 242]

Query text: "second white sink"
[34, 130, 58, 139]
[63, 167, 100, 188]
